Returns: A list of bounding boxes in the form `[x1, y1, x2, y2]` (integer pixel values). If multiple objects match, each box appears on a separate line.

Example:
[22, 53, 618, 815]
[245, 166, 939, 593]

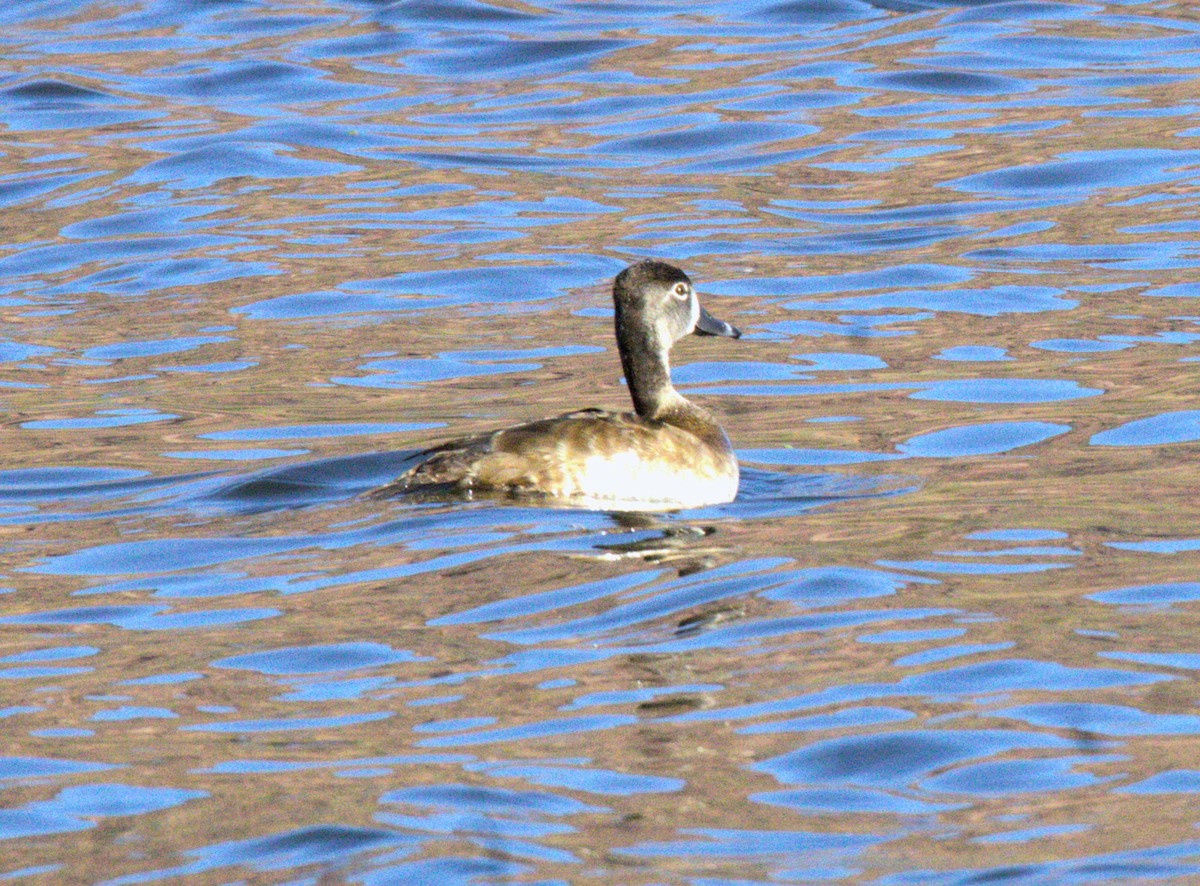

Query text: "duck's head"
[613, 260, 741, 351]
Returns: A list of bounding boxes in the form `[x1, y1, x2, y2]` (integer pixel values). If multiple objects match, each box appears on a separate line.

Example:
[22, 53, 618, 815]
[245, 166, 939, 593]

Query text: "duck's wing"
[373, 409, 657, 498]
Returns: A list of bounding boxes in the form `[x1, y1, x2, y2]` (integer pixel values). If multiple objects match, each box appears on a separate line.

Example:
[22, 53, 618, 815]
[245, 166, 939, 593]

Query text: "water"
[2, 0, 1200, 881]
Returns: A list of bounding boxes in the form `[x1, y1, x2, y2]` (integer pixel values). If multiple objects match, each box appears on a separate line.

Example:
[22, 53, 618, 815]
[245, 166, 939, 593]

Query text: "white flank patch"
[572, 451, 737, 510]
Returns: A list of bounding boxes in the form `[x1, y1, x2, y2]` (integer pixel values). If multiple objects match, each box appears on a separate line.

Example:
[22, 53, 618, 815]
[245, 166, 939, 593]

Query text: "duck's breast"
[543, 414, 738, 509]
[567, 448, 737, 509]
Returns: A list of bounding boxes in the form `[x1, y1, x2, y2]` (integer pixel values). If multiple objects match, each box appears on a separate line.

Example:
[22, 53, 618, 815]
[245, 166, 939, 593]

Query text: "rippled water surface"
[4, 0, 1200, 882]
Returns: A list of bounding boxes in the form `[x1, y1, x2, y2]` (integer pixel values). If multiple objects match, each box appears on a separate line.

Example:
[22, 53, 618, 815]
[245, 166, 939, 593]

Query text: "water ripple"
[3, 0, 1200, 880]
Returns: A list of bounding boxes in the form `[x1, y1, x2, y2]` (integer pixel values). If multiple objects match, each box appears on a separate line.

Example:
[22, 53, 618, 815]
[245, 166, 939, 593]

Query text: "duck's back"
[384, 408, 737, 510]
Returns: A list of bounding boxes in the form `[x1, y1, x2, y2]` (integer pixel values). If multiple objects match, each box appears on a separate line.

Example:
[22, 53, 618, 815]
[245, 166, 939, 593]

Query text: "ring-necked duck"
[376, 260, 741, 510]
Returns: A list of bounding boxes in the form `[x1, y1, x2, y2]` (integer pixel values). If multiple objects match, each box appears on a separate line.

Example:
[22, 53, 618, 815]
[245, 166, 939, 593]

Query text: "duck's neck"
[616, 318, 680, 421]
[619, 328, 703, 427]
[616, 323, 733, 457]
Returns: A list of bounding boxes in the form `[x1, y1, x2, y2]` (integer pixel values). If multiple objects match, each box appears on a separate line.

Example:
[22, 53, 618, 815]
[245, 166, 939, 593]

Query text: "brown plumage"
[374, 260, 741, 511]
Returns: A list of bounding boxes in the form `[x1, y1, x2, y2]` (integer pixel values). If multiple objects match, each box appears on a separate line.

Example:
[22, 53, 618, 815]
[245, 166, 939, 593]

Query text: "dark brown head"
[613, 260, 739, 347]
[612, 260, 740, 418]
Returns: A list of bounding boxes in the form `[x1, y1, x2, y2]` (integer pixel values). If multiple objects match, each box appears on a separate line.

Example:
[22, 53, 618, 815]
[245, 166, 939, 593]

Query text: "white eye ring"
[672, 283, 690, 300]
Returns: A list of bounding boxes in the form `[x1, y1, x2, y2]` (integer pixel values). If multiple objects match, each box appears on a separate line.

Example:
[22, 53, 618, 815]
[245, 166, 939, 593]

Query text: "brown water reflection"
[4, 0, 1200, 882]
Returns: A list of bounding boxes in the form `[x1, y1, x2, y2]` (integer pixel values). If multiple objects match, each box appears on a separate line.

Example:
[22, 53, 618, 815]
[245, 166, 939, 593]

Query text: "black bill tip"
[694, 304, 741, 339]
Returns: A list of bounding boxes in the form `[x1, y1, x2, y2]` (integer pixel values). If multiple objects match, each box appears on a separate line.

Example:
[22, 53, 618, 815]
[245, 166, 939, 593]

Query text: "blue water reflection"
[2, 0, 1199, 880]
[898, 421, 1069, 456]
[1091, 410, 1200, 446]
[949, 150, 1200, 199]
[0, 783, 205, 841]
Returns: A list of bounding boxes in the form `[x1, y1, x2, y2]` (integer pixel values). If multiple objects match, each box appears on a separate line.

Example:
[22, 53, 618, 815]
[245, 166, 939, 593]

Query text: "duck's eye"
[673, 283, 690, 300]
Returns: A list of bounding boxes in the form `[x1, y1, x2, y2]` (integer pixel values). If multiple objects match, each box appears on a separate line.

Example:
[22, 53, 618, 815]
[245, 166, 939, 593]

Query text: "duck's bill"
[695, 304, 741, 339]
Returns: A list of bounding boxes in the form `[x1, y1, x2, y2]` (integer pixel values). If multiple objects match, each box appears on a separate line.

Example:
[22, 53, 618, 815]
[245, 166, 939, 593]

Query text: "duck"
[375, 260, 742, 511]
